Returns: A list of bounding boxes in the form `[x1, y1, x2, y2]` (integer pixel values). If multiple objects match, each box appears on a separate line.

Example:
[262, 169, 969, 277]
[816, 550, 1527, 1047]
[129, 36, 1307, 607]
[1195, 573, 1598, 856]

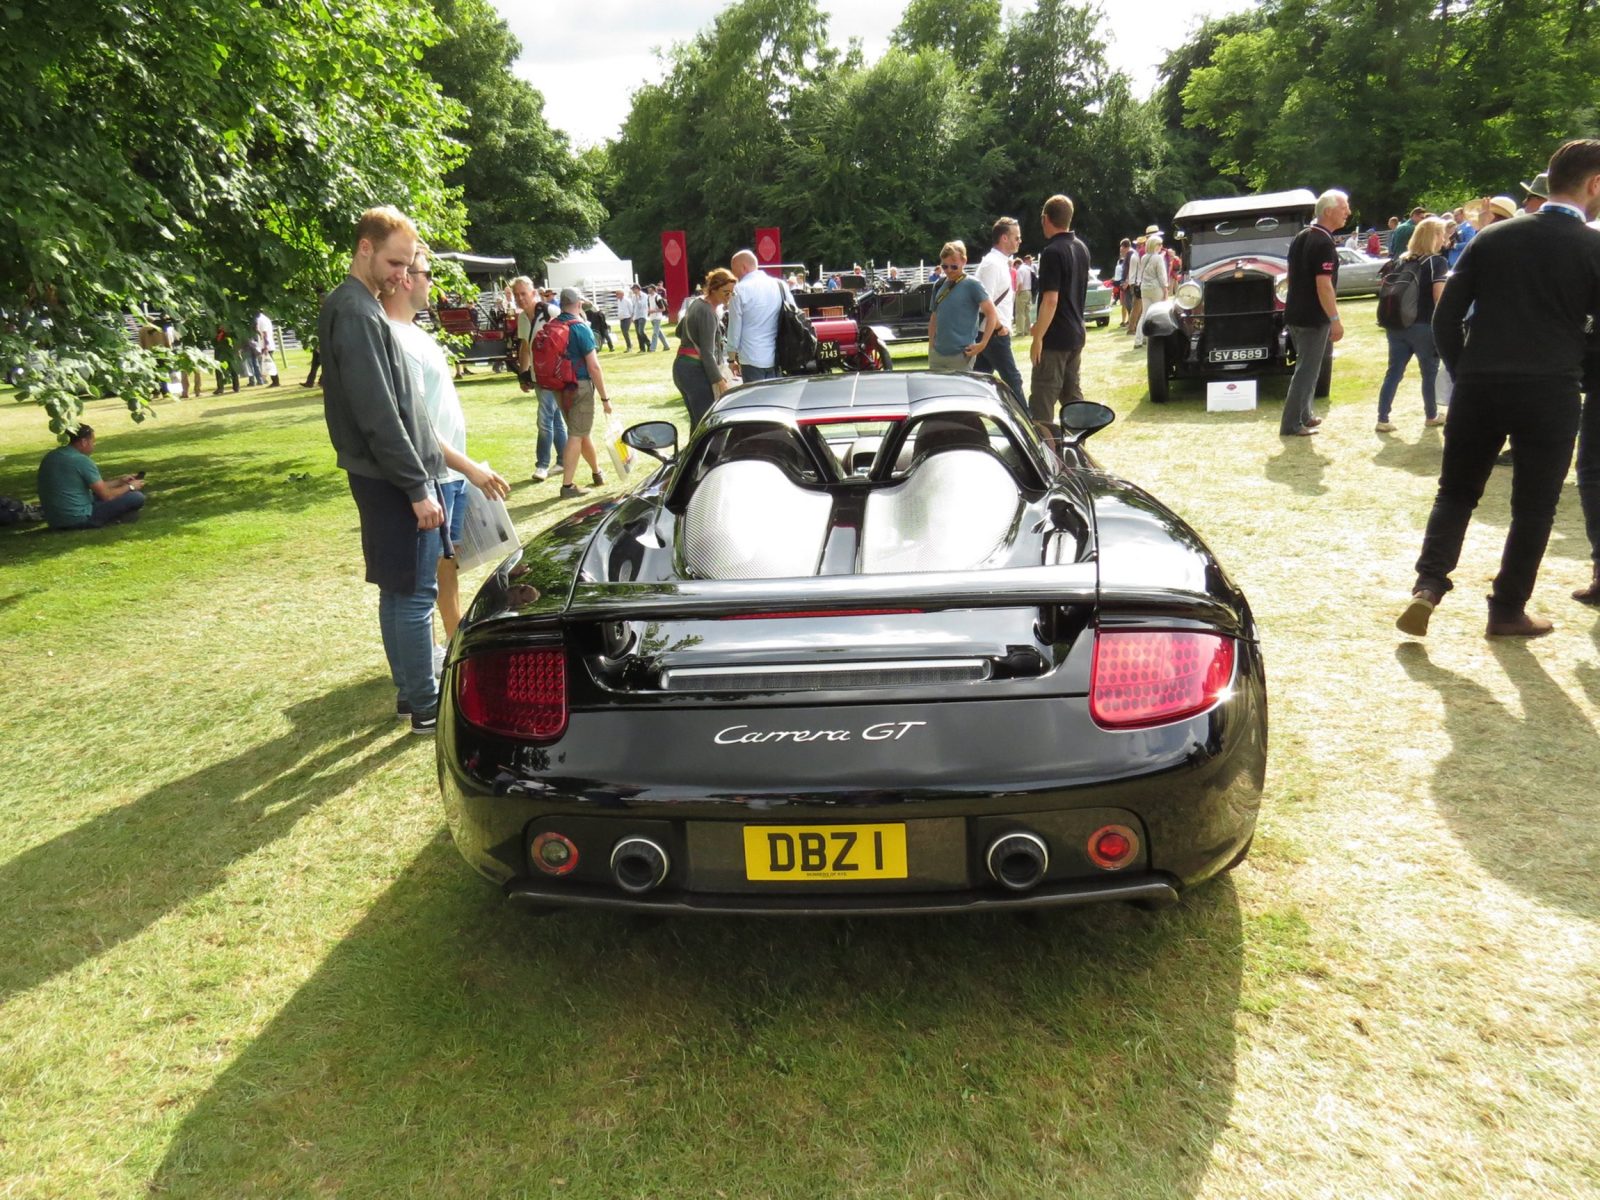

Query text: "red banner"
[661, 231, 688, 321]
[755, 227, 783, 277]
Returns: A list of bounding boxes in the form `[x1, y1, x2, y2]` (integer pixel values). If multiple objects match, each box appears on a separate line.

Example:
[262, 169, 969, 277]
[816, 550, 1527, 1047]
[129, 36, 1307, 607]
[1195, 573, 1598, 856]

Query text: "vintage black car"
[437, 372, 1267, 916]
[1139, 189, 1331, 404]
[855, 280, 939, 342]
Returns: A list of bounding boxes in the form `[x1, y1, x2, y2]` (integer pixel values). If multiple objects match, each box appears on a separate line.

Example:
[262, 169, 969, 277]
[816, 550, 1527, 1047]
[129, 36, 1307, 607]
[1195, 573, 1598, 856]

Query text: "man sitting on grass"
[37, 424, 147, 530]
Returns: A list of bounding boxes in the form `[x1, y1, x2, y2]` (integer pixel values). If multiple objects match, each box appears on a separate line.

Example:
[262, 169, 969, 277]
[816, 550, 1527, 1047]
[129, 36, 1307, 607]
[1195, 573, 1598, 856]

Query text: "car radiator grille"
[1203, 279, 1277, 350]
[658, 658, 991, 693]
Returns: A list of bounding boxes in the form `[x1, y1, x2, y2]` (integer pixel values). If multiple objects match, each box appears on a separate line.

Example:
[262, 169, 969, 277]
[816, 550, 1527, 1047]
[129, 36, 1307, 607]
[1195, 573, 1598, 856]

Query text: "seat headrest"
[912, 414, 990, 457]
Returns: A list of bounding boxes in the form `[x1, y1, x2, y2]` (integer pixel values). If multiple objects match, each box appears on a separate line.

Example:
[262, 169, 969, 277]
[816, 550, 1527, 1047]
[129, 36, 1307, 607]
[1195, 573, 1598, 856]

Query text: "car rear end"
[438, 559, 1266, 915]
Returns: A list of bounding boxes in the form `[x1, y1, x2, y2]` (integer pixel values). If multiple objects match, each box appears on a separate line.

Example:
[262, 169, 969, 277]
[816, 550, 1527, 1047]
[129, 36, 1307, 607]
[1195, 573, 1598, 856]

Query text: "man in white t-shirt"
[254, 311, 280, 386]
[973, 216, 1026, 404]
[614, 288, 635, 351]
[1014, 254, 1035, 333]
[384, 246, 509, 646]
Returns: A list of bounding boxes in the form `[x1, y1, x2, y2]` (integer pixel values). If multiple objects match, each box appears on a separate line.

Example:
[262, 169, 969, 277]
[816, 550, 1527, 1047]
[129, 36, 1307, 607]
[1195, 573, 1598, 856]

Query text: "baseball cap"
[1521, 172, 1550, 199]
[1488, 195, 1517, 219]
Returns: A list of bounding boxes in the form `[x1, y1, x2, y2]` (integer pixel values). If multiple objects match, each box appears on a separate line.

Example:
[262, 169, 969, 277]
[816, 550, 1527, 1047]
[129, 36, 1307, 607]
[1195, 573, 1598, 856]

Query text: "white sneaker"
[531, 467, 550, 482]
[1134, 336, 1145, 348]
[432, 644, 446, 677]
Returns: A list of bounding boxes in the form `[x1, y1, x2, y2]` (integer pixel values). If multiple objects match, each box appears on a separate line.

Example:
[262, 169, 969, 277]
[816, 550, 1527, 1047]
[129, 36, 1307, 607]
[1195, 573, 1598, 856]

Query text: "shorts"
[439, 478, 467, 549]
[564, 380, 596, 437]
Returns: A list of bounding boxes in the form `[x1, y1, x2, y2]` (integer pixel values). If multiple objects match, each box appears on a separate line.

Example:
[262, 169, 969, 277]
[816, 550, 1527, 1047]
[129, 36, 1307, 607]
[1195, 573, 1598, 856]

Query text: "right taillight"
[1090, 630, 1235, 730]
[457, 648, 568, 741]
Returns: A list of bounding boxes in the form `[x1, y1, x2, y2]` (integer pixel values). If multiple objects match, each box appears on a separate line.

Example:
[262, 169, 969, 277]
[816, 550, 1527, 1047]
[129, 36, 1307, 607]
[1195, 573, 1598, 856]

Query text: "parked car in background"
[437, 371, 1267, 916]
[1334, 247, 1387, 298]
[1085, 270, 1115, 328]
[1138, 189, 1330, 404]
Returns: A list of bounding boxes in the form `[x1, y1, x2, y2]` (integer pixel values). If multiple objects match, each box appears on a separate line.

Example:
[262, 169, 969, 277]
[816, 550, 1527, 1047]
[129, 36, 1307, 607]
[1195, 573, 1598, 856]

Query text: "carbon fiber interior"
[682, 460, 832, 579]
[861, 450, 1020, 573]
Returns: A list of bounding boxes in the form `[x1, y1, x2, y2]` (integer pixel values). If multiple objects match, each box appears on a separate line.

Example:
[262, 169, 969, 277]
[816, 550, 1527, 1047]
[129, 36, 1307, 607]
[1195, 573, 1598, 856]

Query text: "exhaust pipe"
[986, 832, 1049, 891]
[610, 837, 671, 894]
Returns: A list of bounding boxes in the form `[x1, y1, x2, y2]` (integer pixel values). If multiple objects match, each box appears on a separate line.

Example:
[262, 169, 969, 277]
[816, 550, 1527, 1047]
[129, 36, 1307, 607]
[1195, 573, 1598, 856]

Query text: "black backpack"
[1376, 258, 1426, 331]
[775, 289, 819, 375]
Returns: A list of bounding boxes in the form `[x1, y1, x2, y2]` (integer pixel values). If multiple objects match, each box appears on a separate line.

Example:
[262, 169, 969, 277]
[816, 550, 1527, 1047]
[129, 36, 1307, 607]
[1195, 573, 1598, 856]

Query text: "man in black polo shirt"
[1397, 139, 1600, 638]
[1279, 189, 1351, 436]
[1028, 193, 1092, 446]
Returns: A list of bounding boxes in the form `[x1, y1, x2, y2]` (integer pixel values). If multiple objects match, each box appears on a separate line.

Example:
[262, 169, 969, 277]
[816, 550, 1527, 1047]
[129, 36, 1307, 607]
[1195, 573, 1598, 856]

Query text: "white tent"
[544, 240, 634, 299]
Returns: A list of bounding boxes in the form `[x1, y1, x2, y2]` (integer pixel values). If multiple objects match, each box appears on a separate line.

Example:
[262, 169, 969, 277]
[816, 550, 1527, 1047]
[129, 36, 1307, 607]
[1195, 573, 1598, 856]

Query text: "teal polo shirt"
[37, 445, 100, 528]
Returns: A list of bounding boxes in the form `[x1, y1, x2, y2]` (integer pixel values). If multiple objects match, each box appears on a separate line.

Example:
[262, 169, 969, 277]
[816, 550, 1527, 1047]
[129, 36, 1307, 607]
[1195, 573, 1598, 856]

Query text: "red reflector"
[457, 648, 568, 741]
[1088, 824, 1139, 870]
[796, 413, 907, 426]
[721, 608, 923, 620]
[1089, 630, 1235, 729]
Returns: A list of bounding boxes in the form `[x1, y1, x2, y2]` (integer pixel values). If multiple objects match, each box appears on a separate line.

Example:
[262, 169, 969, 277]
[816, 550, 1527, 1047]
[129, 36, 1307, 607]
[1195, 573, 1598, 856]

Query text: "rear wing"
[558, 564, 1245, 634]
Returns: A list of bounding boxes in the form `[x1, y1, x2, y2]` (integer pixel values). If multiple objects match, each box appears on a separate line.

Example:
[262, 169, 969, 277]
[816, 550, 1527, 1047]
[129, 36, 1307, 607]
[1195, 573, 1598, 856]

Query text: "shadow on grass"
[1395, 642, 1599, 918]
[0, 449, 344, 567]
[198, 389, 322, 419]
[0, 678, 411, 1003]
[151, 845, 1243, 1197]
[1370, 429, 1444, 477]
[1263, 435, 1330, 496]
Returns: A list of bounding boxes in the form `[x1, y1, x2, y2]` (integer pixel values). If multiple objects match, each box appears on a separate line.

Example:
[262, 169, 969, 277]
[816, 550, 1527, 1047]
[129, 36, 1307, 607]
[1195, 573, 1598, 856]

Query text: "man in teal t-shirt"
[37, 425, 148, 529]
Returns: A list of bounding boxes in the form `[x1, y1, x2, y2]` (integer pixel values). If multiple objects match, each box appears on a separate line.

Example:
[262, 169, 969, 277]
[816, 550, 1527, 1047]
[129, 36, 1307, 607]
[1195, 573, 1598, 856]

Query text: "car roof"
[1173, 189, 1318, 225]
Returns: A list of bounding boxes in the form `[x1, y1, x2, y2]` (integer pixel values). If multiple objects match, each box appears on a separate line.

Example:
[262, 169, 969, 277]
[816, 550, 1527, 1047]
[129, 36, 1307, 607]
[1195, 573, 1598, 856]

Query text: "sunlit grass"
[2, 313, 1597, 1199]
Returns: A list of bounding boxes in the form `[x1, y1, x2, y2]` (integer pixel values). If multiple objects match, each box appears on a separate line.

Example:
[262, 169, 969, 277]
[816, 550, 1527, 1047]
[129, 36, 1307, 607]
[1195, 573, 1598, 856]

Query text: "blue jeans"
[650, 319, 669, 351]
[1377, 324, 1440, 421]
[974, 333, 1026, 406]
[741, 363, 779, 382]
[536, 389, 569, 471]
[1281, 323, 1332, 433]
[378, 523, 444, 716]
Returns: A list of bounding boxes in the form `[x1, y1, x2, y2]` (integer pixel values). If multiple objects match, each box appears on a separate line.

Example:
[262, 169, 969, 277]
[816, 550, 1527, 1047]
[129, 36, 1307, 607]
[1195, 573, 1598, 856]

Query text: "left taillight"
[1089, 630, 1235, 730]
[456, 648, 568, 741]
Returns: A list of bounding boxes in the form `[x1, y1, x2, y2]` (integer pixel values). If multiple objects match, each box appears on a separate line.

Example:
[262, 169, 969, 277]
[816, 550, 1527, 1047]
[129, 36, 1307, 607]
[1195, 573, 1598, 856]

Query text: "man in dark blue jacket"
[319, 206, 448, 731]
[1398, 140, 1600, 638]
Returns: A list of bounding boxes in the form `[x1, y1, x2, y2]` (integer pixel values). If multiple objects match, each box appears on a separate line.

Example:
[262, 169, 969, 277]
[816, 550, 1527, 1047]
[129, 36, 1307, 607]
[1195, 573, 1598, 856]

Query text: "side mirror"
[1059, 401, 1115, 443]
[622, 420, 679, 462]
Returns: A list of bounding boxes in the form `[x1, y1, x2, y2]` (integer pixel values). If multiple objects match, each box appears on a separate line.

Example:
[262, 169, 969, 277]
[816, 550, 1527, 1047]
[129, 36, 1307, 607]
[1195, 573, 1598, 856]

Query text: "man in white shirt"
[614, 288, 635, 351]
[727, 249, 785, 380]
[254, 311, 280, 386]
[1014, 254, 1036, 334]
[973, 217, 1026, 404]
[384, 246, 509, 645]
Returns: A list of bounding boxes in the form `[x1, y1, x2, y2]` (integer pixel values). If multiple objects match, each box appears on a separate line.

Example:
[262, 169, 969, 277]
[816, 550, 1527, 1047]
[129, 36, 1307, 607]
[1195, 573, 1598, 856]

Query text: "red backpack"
[531, 317, 578, 393]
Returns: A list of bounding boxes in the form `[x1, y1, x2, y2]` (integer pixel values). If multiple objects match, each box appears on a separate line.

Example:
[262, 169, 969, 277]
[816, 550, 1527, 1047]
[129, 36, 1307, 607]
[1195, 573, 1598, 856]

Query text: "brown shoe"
[1485, 611, 1554, 638]
[1573, 567, 1600, 606]
[1396, 588, 1442, 637]
[1304, 416, 1323, 427]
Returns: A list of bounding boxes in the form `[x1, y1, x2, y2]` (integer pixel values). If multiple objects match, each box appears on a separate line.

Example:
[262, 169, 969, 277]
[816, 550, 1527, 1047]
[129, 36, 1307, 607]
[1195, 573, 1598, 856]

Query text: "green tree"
[1, 0, 467, 434]
[422, 0, 604, 272]
[600, 0, 842, 280]
[892, 0, 1003, 73]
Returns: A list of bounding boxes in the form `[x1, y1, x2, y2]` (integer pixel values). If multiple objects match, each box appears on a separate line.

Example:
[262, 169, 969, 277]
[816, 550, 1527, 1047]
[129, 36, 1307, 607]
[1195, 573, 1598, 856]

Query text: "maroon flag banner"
[661, 231, 688, 320]
[755, 227, 783, 277]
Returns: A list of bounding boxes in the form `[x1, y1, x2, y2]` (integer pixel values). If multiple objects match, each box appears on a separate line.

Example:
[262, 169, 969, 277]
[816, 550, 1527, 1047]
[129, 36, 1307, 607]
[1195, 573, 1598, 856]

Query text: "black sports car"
[438, 372, 1267, 915]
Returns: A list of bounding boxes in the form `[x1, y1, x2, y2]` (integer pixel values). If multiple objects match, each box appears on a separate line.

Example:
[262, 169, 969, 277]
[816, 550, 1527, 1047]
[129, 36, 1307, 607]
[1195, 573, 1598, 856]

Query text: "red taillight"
[1089, 630, 1235, 730]
[457, 648, 568, 741]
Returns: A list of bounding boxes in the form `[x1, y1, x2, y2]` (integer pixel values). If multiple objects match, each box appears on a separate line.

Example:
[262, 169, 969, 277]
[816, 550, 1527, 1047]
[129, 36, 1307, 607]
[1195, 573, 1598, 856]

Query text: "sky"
[491, 0, 1257, 149]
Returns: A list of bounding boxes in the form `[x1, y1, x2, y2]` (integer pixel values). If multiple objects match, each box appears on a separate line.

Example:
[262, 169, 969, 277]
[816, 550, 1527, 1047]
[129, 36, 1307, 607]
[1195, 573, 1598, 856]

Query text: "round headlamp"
[1174, 281, 1203, 311]
[1274, 276, 1290, 303]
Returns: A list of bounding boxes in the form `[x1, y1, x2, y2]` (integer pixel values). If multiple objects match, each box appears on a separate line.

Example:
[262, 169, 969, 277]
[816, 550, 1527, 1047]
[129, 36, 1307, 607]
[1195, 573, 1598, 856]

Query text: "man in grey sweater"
[319, 205, 448, 733]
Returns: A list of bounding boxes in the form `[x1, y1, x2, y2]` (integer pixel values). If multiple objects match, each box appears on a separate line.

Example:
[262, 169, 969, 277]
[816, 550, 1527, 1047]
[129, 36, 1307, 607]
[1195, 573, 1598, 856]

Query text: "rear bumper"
[504, 873, 1179, 916]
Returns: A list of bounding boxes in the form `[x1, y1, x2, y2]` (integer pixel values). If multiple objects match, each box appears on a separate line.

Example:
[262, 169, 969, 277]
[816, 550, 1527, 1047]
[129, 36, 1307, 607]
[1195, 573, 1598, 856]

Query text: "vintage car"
[1139, 189, 1330, 404]
[436, 372, 1268, 916]
[430, 252, 517, 370]
[860, 272, 1113, 342]
[788, 289, 894, 372]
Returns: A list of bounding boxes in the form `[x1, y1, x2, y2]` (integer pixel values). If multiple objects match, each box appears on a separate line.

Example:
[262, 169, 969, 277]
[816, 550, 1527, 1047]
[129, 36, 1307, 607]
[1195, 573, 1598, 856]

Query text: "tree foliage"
[1179, 0, 1600, 223]
[892, 0, 1004, 73]
[1, 0, 468, 434]
[421, 0, 604, 271]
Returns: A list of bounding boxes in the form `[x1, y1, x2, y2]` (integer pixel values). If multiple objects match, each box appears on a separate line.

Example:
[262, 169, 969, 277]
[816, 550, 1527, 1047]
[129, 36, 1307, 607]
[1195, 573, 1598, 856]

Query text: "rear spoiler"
[558, 564, 1245, 634]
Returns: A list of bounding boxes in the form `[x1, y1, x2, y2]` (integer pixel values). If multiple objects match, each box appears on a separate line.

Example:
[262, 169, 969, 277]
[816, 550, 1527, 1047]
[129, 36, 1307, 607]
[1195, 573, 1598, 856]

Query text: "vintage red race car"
[789, 289, 894, 373]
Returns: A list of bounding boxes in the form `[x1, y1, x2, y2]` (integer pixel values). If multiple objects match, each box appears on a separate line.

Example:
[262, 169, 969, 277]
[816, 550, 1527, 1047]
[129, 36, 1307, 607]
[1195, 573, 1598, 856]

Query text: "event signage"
[661, 231, 688, 319]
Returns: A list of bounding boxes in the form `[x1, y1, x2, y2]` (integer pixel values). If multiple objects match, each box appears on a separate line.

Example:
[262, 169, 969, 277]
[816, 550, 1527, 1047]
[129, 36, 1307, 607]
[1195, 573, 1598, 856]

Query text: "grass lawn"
[1, 311, 1597, 1199]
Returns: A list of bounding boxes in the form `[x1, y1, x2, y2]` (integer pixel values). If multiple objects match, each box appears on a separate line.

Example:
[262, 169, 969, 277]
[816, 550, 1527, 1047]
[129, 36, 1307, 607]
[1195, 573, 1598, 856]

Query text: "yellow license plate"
[743, 824, 908, 881]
